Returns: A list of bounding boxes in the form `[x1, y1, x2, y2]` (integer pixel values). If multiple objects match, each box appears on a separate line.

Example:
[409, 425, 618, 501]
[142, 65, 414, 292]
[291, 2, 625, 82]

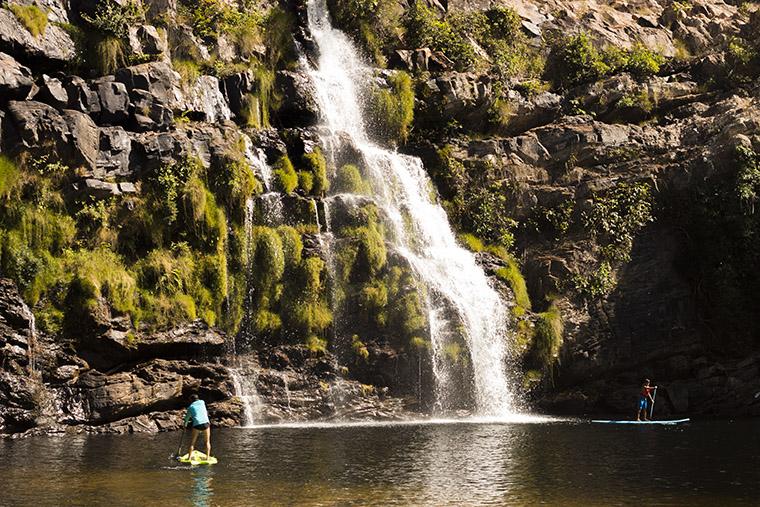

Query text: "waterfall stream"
[304, 0, 516, 416]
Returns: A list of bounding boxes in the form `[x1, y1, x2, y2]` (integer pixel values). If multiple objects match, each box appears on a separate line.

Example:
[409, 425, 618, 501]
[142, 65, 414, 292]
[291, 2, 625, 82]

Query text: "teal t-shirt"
[184, 400, 209, 426]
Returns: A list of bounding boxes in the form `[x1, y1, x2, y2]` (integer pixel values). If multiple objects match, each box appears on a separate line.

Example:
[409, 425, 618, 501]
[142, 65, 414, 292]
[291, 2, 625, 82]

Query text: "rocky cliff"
[1, 0, 759, 436]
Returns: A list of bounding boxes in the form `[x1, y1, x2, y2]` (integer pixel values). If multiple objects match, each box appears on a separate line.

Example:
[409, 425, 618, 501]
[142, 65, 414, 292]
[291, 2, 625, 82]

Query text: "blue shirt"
[184, 400, 209, 426]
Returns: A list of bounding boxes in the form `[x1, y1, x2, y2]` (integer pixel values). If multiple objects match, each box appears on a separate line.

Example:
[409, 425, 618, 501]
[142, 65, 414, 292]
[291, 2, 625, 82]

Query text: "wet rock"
[275, 70, 319, 127]
[180, 75, 231, 122]
[136, 320, 227, 359]
[221, 70, 255, 118]
[0, 52, 34, 101]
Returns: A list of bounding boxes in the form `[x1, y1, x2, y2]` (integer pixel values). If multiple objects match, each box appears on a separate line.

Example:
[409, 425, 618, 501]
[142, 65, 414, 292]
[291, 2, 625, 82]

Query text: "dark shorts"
[193, 423, 210, 430]
[638, 397, 648, 410]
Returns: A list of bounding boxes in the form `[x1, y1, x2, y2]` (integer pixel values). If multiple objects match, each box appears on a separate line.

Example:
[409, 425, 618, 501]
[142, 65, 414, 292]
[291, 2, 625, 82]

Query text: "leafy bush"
[8, 3, 48, 37]
[582, 181, 654, 262]
[82, 0, 144, 38]
[404, 0, 475, 70]
[351, 334, 369, 361]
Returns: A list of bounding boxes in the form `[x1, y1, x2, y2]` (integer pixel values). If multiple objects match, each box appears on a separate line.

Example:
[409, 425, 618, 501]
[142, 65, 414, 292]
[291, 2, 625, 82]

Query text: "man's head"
[190, 393, 199, 402]
[643, 378, 650, 387]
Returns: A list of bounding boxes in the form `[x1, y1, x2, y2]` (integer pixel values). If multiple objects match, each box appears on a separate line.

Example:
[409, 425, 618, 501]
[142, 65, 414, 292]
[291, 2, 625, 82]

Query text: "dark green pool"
[2, 418, 758, 506]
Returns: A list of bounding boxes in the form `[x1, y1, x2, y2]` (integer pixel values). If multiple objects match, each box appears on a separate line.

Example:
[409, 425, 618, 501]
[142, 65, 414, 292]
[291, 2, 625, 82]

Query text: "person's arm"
[183, 407, 191, 427]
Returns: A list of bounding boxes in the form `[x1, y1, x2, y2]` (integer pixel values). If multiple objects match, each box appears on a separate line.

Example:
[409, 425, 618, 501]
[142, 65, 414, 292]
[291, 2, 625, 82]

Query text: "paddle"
[172, 424, 186, 461]
[649, 386, 657, 419]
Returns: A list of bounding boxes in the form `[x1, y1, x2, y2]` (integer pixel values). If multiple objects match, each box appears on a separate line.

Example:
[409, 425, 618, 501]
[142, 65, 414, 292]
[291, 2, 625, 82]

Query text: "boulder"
[129, 88, 173, 131]
[115, 62, 181, 107]
[0, 7, 76, 66]
[63, 76, 101, 113]
[129, 129, 192, 175]
[0, 52, 34, 101]
[180, 75, 231, 122]
[275, 70, 319, 127]
[94, 78, 131, 126]
[128, 24, 168, 56]
[221, 70, 255, 118]
[96, 126, 132, 178]
[136, 320, 227, 358]
[5, 101, 99, 170]
[35, 73, 68, 108]
[80, 178, 122, 198]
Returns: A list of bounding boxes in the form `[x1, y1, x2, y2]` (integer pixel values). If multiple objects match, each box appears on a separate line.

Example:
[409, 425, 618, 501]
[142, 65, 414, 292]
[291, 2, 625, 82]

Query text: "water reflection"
[191, 468, 214, 507]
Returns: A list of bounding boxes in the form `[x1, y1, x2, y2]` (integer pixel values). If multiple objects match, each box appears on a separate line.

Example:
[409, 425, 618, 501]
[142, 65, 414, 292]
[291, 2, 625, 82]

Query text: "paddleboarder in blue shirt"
[184, 394, 212, 459]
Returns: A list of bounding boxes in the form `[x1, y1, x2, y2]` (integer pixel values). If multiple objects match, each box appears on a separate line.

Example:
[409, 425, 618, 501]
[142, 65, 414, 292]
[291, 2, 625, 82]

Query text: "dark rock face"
[275, 70, 320, 127]
[0, 52, 34, 101]
[4, 100, 99, 170]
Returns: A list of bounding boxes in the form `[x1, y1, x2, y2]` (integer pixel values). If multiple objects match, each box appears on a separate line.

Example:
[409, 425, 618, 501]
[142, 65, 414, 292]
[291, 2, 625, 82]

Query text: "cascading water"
[304, 0, 516, 417]
[230, 366, 262, 427]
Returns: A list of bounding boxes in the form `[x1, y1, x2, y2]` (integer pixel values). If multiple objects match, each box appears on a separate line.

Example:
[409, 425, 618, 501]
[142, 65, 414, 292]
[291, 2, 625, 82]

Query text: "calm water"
[2, 418, 758, 506]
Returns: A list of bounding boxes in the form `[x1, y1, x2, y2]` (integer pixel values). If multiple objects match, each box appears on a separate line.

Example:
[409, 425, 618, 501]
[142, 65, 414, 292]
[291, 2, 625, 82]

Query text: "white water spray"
[304, 0, 516, 416]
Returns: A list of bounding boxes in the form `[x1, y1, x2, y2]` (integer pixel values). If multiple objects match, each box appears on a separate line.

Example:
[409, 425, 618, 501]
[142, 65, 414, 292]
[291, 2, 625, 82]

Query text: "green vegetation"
[302, 149, 329, 195]
[404, 0, 475, 69]
[273, 155, 298, 194]
[8, 3, 48, 37]
[582, 181, 654, 263]
[367, 71, 414, 144]
[545, 32, 665, 89]
[532, 301, 563, 370]
[495, 256, 531, 316]
[79, 0, 146, 75]
[334, 164, 370, 194]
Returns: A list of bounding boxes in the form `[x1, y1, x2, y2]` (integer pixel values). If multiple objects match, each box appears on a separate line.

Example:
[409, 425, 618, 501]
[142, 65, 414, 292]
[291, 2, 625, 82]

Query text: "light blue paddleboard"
[592, 418, 690, 425]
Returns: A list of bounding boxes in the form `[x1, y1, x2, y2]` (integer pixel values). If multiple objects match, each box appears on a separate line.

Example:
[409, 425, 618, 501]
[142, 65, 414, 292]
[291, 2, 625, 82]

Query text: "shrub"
[622, 43, 665, 77]
[404, 0, 476, 70]
[93, 35, 127, 75]
[262, 6, 296, 69]
[273, 155, 298, 193]
[368, 71, 414, 143]
[334, 164, 370, 194]
[533, 302, 563, 369]
[545, 32, 609, 89]
[572, 261, 616, 299]
[8, 3, 48, 37]
[82, 0, 144, 38]
[458, 182, 516, 247]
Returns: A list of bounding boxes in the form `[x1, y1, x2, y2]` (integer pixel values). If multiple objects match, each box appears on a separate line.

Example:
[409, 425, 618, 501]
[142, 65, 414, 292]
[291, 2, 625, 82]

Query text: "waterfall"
[230, 367, 262, 427]
[304, 0, 516, 416]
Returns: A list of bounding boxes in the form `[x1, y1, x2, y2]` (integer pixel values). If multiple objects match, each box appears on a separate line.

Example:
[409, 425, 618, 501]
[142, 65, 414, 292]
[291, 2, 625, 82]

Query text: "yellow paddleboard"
[179, 450, 218, 465]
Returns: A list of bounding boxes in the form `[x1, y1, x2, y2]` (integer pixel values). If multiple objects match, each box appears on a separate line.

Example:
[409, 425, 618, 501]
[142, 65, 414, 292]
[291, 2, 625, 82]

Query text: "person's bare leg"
[204, 427, 211, 458]
[188, 428, 199, 458]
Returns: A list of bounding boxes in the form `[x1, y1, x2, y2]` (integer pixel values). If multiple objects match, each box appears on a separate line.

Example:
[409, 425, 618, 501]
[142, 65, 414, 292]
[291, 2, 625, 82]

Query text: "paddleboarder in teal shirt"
[184, 394, 212, 460]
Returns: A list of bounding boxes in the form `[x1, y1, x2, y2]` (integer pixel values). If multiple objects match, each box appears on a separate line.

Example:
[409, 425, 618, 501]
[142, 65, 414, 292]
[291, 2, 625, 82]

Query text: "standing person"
[184, 393, 212, 459]
[636, 379, 657, 421]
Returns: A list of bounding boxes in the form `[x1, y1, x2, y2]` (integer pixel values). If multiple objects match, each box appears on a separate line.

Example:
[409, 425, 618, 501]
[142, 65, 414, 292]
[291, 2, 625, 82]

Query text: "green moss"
[276, 225, 303, 268]
[297, 171, 314, 193]
[281, 257, 332, 337]
[533, 302, 564, 369]
[207, 153, 260, 225]
[334, 164, 370, 194]
[253, 309, 282, 333]
[262, 6, 296, 69]
[65, 248, 138, 316]
[358, 280, 388, 326]
[0, 156, 21, 200]
[354, 225, 387, 276]
[303, 148, 329, 195]
[458, 233, 484, 252]
[239, 68, 277, 129]
[495, 256, 531, 312]
[273, 155, 298, 193]
[368, 71, 414, 144]
[250, 226, 285, 295]
[9, 3, 48, 37]
[443, 342, 462, 363]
